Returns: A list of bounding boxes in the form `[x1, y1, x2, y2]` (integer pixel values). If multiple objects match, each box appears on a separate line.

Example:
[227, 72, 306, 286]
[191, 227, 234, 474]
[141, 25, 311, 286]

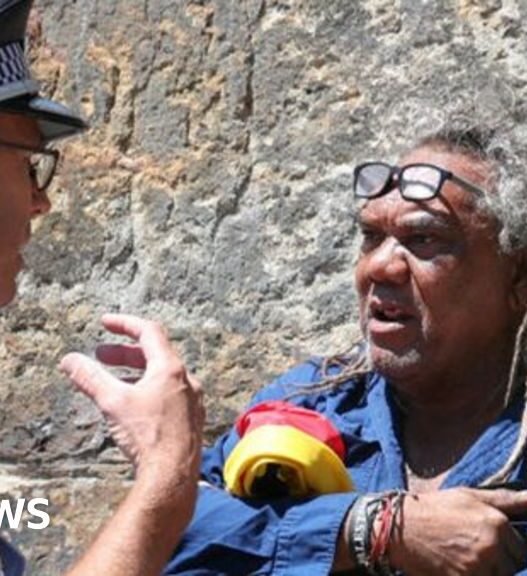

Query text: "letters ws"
[0, 498, 50, 530]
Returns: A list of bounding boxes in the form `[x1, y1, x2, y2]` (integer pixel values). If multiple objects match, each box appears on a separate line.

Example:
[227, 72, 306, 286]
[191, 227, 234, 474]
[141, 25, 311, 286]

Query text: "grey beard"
[365, 336, 423, 380]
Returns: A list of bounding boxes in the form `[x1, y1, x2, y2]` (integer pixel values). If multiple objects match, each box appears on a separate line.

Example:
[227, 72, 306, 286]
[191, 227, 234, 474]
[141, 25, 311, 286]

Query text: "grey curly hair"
[417, 124, 527, 255]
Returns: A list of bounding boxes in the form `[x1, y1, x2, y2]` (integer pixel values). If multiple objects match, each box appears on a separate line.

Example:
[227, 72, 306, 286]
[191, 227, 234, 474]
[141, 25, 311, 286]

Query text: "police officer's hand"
[389, 487, 527, 576]
[60, 314, 204, 511]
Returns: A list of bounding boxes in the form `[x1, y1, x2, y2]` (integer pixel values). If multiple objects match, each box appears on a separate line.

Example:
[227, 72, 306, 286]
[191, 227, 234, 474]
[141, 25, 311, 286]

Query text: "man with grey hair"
[0, 1, 204, 575]
[163, 126, 527, 576]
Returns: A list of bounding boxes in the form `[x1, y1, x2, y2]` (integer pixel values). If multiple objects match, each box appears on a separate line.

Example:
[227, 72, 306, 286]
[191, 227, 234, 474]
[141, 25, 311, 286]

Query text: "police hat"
[0, 0, 87, 142]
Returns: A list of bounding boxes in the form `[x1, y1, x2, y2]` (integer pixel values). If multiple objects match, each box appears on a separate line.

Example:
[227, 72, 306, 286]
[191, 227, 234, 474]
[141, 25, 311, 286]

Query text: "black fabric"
[0, 0, 33, 46]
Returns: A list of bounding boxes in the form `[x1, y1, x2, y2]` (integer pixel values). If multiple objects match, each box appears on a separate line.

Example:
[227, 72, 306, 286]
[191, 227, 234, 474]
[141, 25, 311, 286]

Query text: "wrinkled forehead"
[0, 112, 41, 146]
[357, 187, 461, 226]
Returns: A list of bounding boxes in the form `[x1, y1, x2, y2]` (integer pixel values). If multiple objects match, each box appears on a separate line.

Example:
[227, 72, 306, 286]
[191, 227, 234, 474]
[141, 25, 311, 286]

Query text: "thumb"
[475, 488, 527, 515]
[61, 352, 121, 407]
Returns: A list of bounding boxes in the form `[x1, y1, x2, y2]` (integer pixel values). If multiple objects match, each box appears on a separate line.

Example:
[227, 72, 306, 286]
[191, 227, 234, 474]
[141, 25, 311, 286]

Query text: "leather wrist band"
[346, 494, 383, 575]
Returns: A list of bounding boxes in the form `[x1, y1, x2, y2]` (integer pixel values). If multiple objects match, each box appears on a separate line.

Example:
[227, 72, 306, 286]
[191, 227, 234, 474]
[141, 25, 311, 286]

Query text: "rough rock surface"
[1, 0, 527, 572]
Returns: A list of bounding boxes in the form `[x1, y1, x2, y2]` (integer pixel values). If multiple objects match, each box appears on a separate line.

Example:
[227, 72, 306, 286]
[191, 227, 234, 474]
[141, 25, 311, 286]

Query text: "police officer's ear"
[509, 250, 527, 312]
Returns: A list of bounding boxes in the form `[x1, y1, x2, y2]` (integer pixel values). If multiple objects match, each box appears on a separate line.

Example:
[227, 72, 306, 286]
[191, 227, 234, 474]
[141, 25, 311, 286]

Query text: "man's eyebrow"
[356, 211, 457, 230]
[396, 212, 457, 230]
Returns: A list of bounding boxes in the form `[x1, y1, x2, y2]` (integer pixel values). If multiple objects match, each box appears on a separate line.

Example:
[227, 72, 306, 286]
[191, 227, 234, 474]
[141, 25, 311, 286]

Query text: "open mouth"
[369, 302, 414, 324]
[372, 309, 412, 323]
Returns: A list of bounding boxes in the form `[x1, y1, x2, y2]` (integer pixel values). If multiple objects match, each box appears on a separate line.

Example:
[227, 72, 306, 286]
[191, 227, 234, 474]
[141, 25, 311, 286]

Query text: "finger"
[475, 489, 527, 515]
[60, 352, 122, 406]
[186, 374, 205, 414]
[101, 314, 176, 363]
[186, 373, 203, 394]
[96, 343, 146, 369]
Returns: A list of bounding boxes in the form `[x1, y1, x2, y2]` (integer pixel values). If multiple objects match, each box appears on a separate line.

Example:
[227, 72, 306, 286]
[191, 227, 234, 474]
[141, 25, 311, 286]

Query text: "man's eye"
[409, 234, 435, 245]
[404, 233, 446, 257]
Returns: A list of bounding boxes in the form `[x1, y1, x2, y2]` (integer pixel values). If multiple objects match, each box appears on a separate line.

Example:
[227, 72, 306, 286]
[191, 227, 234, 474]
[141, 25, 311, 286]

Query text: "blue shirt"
[164, 360, 527, 575]
[0, 538, 25, 576]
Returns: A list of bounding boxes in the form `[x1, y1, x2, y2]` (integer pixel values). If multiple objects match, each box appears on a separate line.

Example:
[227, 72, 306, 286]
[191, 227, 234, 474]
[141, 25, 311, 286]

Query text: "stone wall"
[1, 0, 527, 573]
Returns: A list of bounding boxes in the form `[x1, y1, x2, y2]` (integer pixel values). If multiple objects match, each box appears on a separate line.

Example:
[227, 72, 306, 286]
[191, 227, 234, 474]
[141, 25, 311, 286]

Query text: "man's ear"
[509, 250, 527, 311]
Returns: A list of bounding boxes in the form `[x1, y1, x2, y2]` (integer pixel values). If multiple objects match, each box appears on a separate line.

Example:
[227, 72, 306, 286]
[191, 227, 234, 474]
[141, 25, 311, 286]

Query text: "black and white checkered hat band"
[0, 41, 31, 87]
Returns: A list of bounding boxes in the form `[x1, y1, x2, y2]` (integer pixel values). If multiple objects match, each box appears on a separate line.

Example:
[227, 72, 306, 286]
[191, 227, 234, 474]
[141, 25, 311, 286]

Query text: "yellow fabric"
[224, 425, 354, 497]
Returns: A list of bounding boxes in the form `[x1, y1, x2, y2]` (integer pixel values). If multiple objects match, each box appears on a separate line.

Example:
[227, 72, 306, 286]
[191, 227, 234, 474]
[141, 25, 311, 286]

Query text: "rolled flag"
[224, 400, 354, 498]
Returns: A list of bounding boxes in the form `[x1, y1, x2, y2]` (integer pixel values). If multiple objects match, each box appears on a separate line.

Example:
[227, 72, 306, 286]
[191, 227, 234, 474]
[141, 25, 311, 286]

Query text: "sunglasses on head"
[353, 162, 486, 201]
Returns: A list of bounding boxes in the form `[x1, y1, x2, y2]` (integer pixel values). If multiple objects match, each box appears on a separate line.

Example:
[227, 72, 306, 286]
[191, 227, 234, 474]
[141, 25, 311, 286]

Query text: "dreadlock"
[285, 334, 370, 401]
[481, 309, 527, 486]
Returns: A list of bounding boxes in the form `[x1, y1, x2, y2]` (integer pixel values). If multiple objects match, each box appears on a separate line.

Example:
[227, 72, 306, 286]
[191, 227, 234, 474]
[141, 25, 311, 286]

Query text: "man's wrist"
[344, 492, 406, 576]
[132, 461, 199, 517]
[385, 493, 414, 573]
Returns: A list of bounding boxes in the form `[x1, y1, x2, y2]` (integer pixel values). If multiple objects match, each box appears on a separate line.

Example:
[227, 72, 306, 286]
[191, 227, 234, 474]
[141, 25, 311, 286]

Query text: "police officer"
[0, 2, 204, 574]
[0, 0, 86, 308]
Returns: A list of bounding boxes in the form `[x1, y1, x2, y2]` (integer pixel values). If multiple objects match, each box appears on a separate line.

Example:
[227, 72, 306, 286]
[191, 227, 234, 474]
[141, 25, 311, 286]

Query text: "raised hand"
[61, 314, 205, 575]
[60, 314, 204, 505]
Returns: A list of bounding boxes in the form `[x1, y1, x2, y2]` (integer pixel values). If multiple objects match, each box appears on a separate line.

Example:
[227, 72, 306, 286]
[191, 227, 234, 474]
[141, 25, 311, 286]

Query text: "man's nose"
[30, 185, 52, 217]
[364, 238, 410, 285]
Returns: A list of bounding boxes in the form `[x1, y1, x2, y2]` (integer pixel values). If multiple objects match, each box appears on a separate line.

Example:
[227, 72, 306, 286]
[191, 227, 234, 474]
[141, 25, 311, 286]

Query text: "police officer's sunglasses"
[0, 138, 60, 193]
[353, 162, 486, 201]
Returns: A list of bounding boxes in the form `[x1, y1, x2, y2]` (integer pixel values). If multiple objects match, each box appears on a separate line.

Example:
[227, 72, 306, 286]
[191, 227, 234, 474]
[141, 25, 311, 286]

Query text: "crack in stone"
[211, 166, 253, 239]
[210, 0, 266, 240]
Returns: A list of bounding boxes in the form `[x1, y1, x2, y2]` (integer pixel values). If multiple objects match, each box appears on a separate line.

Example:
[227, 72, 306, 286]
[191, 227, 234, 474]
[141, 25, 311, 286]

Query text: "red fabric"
[370, 497, 393, 565]
[235, 400, 346, 460]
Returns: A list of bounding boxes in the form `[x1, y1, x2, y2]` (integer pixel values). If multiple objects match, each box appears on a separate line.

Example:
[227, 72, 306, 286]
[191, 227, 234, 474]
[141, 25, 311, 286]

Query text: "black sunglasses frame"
[353, 161, 486, 201]
[0, 137, 60, 192]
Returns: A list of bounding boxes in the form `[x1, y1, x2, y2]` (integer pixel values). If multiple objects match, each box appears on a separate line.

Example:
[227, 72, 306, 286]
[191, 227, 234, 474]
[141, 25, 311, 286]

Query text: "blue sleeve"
[163, 362, 359, 575]
[0, 538, 25, 576]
